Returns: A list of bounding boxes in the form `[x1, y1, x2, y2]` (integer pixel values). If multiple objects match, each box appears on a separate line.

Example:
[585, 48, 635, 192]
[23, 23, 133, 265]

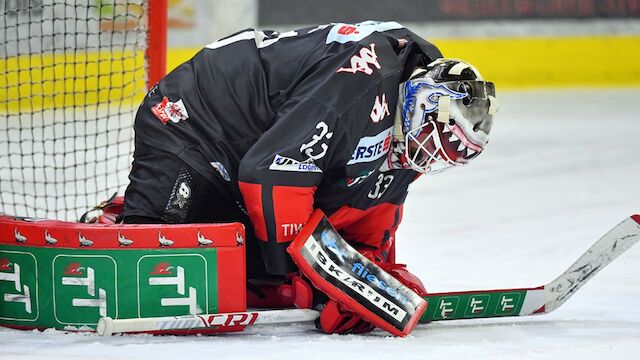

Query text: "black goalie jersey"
[129, 21, 443, 275]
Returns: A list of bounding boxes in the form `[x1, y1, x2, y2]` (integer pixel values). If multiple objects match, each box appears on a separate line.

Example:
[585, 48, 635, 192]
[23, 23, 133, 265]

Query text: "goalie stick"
[420, 214, 640, 321]
[97, 214, 639, 335]
[97, 309, 320, 336]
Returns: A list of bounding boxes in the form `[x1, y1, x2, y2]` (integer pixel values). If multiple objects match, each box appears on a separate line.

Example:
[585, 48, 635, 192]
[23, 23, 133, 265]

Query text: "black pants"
[120, 140, 267, 278]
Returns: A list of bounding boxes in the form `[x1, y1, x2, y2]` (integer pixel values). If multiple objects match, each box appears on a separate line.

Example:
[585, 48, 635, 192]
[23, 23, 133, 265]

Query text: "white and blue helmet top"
[397, 58, 498, 174]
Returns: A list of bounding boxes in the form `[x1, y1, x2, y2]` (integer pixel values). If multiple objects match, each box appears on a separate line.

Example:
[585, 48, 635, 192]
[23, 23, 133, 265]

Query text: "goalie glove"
[287, 210, 427, 337]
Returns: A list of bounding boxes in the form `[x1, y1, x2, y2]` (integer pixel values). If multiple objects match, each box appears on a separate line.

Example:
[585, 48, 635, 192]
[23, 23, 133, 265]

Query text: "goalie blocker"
[287, 210, 427, 337]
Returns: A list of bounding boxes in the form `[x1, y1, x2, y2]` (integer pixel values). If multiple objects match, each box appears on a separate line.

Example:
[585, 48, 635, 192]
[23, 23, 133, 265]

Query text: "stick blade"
[544, 215, 640, 313]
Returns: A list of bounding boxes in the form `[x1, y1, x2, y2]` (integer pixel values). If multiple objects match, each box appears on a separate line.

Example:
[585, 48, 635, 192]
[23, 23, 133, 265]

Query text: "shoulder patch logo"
[151, 96, 189, 125]
[337, 43, 381, 76]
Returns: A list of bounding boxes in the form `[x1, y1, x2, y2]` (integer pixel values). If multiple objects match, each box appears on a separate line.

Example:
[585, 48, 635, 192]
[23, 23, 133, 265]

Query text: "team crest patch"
[151, 96, 189, 125]
[162, 167, 193, 223]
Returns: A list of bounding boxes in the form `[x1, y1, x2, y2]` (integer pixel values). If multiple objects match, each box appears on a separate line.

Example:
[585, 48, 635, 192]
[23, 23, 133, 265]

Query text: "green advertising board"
[0, 245, 226, 331]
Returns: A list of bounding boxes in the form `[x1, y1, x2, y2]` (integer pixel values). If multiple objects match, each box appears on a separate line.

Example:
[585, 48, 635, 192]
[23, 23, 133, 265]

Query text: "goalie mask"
[397, 58, 498, 174]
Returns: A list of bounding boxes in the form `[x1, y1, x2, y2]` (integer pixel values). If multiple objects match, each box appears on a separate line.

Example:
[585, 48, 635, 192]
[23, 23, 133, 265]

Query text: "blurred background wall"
[166, 0, 640, 88]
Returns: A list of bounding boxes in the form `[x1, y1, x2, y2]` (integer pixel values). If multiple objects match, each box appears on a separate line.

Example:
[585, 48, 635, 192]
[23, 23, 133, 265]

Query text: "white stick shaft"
[97, 309, 320, 336]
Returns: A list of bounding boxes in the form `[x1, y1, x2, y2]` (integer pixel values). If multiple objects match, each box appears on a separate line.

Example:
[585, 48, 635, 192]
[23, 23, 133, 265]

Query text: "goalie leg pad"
[287, 210, 427, 337]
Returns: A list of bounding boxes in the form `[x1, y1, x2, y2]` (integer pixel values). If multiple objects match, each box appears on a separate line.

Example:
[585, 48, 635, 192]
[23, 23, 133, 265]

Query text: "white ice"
[2, 89, 639, 359]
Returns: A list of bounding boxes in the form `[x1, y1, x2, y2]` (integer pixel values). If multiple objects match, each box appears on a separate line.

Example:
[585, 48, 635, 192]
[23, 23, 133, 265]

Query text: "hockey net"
[0, 0, 166, 221]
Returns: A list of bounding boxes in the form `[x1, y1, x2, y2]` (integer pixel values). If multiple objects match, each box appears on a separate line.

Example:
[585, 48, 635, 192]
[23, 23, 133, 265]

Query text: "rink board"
[0, 216, 246, 332]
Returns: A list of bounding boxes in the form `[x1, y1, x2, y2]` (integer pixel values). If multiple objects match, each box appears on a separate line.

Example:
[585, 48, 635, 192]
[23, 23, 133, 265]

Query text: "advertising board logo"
[138, 255, 208, 317]
[197, 231, 213, 246]
[117, 231, 134, 246]
[14, 228, 27, 243]
[45, 230, 58, 245]
[150, 262, 174, 275]
[0, 258, 11, 271]
[464, 295, 490, 317]
[158, 231, 175, 247]
[78, 233, 94, 247]
[0, 251, 38, 321]
[496, 293, 521, 315]
[63, 262, 84, 275]
[436, 296, 460, 319]
[53, 255, 117, 325]
[347, 127, 393, 165]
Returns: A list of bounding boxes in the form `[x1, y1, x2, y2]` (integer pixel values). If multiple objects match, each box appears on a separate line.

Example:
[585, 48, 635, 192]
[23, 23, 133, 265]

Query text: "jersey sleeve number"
[368, 174, 394, 199]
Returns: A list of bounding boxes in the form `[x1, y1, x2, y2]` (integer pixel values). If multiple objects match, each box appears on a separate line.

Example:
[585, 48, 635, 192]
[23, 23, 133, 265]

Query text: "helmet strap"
[488, 95, 499, 115]
[393, 110, 404, 141]
[437, 96, 451, 124]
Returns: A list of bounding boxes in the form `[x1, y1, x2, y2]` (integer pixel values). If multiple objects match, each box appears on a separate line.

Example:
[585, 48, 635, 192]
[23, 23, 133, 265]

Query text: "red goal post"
[0, 1, 168, 221]
[147, 0, 168, 89]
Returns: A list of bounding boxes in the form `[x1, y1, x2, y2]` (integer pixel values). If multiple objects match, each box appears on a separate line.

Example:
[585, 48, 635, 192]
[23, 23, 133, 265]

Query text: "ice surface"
[2, 89, 639, 359]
